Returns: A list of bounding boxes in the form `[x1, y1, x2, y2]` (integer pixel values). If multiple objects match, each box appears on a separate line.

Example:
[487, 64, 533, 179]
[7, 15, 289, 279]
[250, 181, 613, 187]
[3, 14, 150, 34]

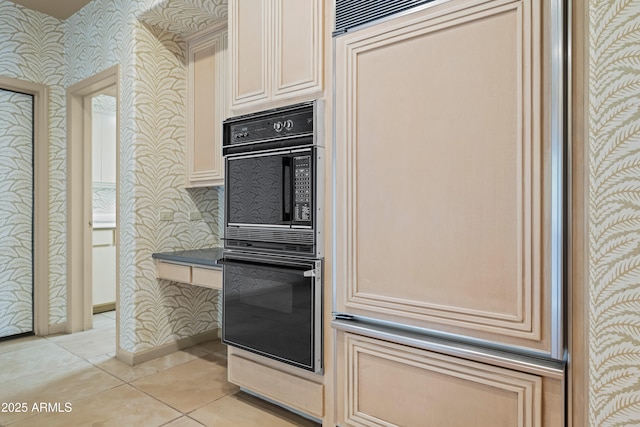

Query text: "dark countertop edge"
[152, 247, 223, 269]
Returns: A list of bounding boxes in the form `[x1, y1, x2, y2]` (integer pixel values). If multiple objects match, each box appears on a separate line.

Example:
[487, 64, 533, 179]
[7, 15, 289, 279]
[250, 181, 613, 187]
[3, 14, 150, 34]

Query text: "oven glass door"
[226, 148, 314, 228]
[222, 254, 322, 372]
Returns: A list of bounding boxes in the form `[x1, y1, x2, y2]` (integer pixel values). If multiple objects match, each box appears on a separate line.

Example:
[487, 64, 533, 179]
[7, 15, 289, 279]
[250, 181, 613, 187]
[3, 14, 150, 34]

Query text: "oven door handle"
[218, 258, 311, 276]
[282, 157, 292, 222]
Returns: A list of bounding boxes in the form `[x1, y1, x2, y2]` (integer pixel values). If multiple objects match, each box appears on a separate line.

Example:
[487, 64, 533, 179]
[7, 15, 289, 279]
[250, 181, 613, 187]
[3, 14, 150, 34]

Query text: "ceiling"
[8, 0, 94, 20]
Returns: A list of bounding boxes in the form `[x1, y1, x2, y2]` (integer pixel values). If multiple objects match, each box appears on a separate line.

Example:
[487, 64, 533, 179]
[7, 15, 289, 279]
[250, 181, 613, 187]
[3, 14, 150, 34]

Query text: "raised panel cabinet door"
[335, 0, 557, 353]
[272, 0, 323, 98]
[230, 0, 270, 109]
[336, 332, 561, 427]
[186, 27, 227, 187]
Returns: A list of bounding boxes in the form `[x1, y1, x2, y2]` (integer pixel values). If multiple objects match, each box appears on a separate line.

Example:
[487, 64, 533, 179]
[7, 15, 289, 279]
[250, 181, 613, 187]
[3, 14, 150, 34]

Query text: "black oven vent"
[334, 0, 437, 36]
[226, 227, 315, 246]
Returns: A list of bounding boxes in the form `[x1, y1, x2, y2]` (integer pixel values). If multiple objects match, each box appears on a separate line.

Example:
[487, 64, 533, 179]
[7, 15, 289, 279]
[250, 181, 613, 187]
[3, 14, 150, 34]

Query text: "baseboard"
[47, 323, 67, 335]
[93, 302, 116, 314]
[116, 328, 220, 366]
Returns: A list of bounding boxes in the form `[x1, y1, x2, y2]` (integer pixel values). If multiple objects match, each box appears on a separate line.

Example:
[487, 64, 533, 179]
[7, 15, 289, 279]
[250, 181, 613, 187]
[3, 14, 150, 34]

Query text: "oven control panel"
[293, 155, 312, 222]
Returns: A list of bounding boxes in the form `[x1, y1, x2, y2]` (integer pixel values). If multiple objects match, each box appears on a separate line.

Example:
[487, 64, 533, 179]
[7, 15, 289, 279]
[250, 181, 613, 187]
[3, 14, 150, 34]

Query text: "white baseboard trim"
[116, 328, 220, 366]
[47, 323, 67, 335]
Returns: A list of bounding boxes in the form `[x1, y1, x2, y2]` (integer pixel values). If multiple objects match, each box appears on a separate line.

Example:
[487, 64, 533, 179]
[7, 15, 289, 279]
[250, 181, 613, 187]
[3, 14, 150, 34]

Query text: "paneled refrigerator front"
[332, 0, 567, 425]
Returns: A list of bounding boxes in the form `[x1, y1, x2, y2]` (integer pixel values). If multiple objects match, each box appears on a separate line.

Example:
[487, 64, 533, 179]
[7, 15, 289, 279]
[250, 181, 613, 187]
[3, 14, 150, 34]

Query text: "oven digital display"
[293, 155, 312, 222]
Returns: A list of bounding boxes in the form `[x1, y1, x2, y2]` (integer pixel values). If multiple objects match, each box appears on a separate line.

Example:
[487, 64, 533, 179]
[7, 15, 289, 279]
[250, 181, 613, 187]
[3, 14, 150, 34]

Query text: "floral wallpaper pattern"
[0, 1, 67, 326]
[93, 185, 116, 219]
[65, 0, 225, 352]
[139, 0, 227, 37]
[0, 89, 33, 337]
[589, 1, 640, 425]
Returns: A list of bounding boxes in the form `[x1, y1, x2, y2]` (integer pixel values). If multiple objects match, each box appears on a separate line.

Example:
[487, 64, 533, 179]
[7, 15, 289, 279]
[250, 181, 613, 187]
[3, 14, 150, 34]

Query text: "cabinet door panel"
[335, 0, 551, 351]
[337, 332, 546, 427]
[230, 0, 269, 107]
[187, 28, 227, 187]
[272, 0, 322, 97]
[191, 267, 222, 290]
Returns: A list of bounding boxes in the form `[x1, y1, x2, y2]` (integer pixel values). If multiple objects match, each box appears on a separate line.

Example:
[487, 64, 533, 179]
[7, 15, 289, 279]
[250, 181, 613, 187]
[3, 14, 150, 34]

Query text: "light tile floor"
[0, 312, 320, 427]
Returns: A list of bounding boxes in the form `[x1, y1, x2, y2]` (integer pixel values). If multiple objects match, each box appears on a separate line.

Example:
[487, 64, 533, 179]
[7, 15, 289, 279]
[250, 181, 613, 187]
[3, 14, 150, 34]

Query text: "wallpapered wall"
[0, 1, 67, 326]
[589, 1, 640, 425]
[65, 0, 227, 352]
[0, 89, 33, 337]
[0, 0, 227, 354]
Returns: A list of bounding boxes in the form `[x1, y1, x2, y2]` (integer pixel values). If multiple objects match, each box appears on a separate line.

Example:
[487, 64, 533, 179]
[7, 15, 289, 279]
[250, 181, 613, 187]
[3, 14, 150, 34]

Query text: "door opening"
[66, 66, 119, 356]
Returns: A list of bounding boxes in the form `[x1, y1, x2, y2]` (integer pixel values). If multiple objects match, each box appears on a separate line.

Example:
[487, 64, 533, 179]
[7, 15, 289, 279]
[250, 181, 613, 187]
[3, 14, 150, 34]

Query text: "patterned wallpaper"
[589, 1, 640, 425]
[0, 89, 33, 337]
[93, 185, 116, 219]
[65, 0, 225, 353]
[0, 1, 67, 326]
[92, 94, 117, 113]
[139, 0, 227, 37]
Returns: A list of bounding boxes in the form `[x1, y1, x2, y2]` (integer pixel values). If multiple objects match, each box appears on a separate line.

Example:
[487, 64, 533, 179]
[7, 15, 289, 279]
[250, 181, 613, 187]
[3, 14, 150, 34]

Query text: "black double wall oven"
[221, 101, 324, 373]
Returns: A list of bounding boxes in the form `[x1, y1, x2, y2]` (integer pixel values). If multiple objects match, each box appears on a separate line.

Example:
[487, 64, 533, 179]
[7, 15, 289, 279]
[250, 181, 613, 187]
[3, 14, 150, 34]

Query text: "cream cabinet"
[229, 0, 323, 113]
[334, 0, 563, 354]
[155, 260, 222, 290]
[185, 25, 228, 188]
[336, 331, 564, 427]
[228, 351, 324, 419]
[92, 228, 116, 312]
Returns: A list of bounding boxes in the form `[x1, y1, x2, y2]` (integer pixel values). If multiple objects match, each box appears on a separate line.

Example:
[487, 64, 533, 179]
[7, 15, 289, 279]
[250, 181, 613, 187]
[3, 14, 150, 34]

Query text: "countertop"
[151, 247, 223, 269]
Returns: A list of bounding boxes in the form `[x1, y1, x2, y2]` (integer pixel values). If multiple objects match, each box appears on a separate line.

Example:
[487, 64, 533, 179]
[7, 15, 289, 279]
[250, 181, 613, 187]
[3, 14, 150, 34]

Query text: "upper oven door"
[226, 148, 315, 228]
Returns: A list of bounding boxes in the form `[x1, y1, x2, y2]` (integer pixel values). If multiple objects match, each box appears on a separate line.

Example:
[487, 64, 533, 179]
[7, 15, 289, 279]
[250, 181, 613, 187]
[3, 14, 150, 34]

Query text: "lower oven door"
[221, 252, 322, 373]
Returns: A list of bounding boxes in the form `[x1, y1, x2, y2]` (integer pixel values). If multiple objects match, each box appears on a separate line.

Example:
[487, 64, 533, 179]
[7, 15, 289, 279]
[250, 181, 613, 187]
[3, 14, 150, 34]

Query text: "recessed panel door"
[0, 88, 33, 338]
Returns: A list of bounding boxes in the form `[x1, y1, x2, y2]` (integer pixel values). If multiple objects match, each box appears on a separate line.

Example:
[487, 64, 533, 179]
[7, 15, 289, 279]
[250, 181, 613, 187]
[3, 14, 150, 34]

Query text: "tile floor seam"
[127, 382, 192, 415]
[184, 389, 238, 416]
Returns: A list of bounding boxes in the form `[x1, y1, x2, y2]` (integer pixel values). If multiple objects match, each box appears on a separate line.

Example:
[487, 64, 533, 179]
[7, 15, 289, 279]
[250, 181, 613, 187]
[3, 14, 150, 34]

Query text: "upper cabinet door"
[230, 0, 270, 108]
[186, 26, 228, 188]
[272, 0, 323, 99]
[229, 0, 323, 113]
[335, 0, 562, 355]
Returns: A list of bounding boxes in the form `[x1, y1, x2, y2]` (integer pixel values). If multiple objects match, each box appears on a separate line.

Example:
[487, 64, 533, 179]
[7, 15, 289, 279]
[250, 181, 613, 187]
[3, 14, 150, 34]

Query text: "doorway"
[90, 93, 117, 316]
[66, 66, 119, 351]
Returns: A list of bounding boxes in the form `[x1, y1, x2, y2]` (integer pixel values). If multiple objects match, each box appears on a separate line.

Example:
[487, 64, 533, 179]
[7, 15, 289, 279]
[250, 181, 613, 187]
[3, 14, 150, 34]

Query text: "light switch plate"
[159, 211, 173, 221]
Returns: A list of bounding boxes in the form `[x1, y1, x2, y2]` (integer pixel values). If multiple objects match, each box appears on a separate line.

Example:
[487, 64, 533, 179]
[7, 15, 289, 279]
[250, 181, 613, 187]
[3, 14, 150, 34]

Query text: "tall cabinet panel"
[186, 26, 228, 187]
[229, 0, 269, 107]
[272, 0, 323, 98]
[334, 0, 558, 354]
